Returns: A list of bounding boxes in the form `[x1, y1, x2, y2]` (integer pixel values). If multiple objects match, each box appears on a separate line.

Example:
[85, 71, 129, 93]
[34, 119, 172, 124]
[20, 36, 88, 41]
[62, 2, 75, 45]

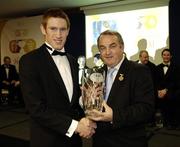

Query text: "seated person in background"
[0, 56, 22, 105]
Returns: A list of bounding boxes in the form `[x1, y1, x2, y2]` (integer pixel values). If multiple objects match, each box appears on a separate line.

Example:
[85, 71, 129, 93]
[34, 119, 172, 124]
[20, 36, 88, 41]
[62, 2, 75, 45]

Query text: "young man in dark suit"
[88, 30, 154, 147]
[19, 8, 96, 147]
[156, 48, 180, 129]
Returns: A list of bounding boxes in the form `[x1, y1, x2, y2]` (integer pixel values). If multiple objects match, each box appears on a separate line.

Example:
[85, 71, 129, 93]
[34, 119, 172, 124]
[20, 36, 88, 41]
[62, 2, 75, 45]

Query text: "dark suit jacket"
[156, 62, 180, 100]
[19, 44, 84, 147]
[136, 60, 158, 108]
[93, 58, 154, 147]
[0, 64, 19, 84]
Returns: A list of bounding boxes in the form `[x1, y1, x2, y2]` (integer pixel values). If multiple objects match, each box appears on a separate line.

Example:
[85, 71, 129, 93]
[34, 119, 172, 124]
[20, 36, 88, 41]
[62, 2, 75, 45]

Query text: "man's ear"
[66, 28, 70, 36]
[40, 24, 46, 35]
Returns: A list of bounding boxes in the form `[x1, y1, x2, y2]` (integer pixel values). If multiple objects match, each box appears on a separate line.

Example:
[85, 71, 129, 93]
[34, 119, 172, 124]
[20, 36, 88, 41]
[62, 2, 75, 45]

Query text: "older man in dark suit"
[88, 30, 154, 147]
[19, 8, 96, 147]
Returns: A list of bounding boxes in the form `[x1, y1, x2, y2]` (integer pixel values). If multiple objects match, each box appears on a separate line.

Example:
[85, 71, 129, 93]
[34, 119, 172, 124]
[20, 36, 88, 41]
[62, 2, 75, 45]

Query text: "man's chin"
[54, 45, 63, 50]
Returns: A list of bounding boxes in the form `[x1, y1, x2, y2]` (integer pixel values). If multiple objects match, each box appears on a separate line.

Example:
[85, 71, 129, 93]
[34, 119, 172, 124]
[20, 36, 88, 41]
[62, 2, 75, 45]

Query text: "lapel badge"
[119, 74, 124, 81]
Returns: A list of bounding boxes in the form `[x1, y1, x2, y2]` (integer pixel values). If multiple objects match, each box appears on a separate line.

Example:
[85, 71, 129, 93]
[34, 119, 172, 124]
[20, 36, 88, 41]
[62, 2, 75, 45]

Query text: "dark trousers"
[158, 98, 178, 127]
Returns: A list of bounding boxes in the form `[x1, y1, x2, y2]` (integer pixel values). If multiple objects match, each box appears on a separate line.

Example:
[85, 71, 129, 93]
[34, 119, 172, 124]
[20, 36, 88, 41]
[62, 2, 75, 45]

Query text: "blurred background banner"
[1, 15, 43, 70]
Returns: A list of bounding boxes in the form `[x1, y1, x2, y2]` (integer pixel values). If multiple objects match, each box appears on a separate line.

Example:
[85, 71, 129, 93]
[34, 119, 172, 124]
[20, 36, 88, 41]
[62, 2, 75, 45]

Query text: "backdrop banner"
[1, 15, 44, 70]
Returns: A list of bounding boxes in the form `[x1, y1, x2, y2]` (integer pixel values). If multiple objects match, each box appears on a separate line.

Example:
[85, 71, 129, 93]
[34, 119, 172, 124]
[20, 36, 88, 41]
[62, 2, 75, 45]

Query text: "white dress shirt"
[105, 54, 125, 101]
[5, 67, 9, 79]
[163, 62, 170, 75]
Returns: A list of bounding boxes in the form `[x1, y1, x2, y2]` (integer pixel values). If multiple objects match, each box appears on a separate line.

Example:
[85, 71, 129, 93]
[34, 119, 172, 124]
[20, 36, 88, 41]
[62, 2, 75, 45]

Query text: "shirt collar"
[163, 62, 170, 66]
[45, 42, 65, 54]
[107, 54, 125, 71]
[138, 60, 142, 64]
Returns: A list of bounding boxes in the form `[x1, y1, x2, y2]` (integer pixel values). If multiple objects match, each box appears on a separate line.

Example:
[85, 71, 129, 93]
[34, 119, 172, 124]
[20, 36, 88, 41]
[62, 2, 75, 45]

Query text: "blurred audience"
[138, 50, 157, 89]
[138, 50, 157, 126]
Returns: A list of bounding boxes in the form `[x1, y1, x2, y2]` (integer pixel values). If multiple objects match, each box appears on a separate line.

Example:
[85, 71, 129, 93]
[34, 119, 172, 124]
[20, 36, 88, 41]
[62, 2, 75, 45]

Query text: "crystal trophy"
[78, 55, 105, 116]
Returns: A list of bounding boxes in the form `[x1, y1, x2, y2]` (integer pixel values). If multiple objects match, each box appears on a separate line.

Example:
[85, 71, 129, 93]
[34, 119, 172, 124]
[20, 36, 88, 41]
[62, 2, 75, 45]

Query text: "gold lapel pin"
[119, 74, 124, 81]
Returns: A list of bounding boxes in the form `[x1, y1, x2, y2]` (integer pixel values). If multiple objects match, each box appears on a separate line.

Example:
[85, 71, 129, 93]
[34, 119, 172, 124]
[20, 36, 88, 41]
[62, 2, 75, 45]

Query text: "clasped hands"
[75, 101, 113, 138]
[75, 117, 96, 138]
[158, 88, 168, 99]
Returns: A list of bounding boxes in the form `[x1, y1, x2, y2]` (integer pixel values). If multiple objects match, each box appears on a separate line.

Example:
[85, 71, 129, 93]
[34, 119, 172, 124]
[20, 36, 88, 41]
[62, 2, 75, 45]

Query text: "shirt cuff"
[66, 120, 78, 137]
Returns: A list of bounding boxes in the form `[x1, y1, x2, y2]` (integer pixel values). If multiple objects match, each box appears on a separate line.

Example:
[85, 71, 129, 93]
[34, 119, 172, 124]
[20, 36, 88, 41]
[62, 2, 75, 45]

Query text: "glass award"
[78, 55, 105, 116]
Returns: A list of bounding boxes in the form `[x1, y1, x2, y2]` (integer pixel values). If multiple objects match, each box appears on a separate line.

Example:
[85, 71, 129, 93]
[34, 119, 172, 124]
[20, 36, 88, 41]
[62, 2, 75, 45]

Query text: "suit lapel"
[66, 55, 79, 105]
[107, 58, 129, 103]
[40, 44, 69, 100]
